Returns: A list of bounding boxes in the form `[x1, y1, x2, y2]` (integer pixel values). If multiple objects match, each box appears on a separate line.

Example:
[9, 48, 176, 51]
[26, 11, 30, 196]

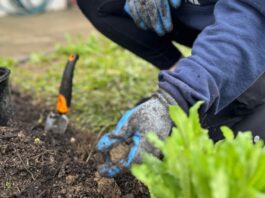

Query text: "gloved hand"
[97, 89, 176, 177]
[124, 0, 182, 36]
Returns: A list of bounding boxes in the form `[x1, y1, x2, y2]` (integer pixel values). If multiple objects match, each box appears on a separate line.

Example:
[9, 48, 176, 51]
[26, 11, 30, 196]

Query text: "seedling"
[4, 181, 12, 190]
[132, 102, 265, 198]
[34, 137, 41, 145]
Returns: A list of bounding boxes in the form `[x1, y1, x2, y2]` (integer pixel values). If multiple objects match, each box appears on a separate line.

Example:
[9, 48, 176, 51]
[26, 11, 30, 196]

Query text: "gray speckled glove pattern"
[97, 89, 176, 177]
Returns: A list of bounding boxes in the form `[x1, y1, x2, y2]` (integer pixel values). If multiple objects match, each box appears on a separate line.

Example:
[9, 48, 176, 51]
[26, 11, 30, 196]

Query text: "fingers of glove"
[143, 2, 166, 36]
[98, 162, 121, 178]
[120, 132, 141, 167]
[124, 0, 131, 15]
[125, 0, 148, 30]
[98, 133, 140, 177]
[97, 108, 138, 152]
[151, 14, 167, 36]
[134, 0, 152, 30]
[156, 0, 173, 33]
[169, 0, 182, 8]
[138, 21, 148, 30]
[97, 133, 122, 152]
[112, 107, 138, 137]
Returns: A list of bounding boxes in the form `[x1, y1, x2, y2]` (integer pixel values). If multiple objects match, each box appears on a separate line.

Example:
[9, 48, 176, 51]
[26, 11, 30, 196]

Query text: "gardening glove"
[97, 89, 176, 177]
[124, 0, 182, 36]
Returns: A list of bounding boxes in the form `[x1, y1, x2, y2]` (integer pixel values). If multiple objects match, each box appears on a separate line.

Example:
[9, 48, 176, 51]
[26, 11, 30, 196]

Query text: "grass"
[1, 32, 191, 133]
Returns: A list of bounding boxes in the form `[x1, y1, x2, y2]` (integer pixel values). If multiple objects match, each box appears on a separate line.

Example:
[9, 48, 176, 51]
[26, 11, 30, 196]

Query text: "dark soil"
[0, 89, 149, 198]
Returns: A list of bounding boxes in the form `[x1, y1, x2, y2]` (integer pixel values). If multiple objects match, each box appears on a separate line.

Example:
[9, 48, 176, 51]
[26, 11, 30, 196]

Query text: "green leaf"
[221, 126, 234, 141]
[211, 169, 228, 198]
[132, 102, 265, 198]
[147, 133, 164, 150]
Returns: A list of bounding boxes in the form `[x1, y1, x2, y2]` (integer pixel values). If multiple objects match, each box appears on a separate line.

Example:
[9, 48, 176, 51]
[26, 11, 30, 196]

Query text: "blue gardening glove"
[97, 89, 176, 177]
[124, 0, 182, 36]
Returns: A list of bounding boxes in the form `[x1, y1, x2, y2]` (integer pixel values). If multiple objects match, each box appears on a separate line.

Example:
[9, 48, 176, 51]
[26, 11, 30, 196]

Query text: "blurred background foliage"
[1, 32, 191, 132]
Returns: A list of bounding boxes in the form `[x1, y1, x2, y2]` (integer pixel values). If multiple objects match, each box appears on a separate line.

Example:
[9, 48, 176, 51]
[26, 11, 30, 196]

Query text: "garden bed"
[0, 89, 149, 197]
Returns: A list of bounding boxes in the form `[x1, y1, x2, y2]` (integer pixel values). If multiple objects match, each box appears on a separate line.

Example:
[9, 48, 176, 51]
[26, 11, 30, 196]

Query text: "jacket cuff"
[158, 82, 190, 113]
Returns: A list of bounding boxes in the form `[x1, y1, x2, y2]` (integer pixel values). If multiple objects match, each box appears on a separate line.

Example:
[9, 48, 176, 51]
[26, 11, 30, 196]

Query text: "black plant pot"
[0, 67, 12, 126]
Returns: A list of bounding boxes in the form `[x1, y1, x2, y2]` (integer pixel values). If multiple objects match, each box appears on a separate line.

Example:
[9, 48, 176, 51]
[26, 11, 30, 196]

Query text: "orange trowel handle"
[57, 54, 79, 114]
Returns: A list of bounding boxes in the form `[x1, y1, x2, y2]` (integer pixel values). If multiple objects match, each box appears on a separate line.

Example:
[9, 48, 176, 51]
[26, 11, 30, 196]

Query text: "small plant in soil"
[132, 102, 265, 198]
[4, 181, 12, 190]
[34, 137, 41, 145]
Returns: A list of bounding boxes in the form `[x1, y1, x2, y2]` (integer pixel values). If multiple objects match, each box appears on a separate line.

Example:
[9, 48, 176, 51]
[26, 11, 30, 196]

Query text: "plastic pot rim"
[0, 67, 10, 83]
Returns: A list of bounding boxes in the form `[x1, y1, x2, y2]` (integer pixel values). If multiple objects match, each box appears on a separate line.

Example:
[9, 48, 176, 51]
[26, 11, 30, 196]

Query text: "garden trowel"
[45, 54, 79, 134]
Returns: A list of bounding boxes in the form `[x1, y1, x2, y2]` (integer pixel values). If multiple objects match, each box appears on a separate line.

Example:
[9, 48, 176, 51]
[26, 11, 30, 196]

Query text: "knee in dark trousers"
[76, 0, 183, 69]
[233, 103, 265, 140]
[77, 0, 100, 25]
[205, 102, 265, 142]
[77, 0, 126, 27]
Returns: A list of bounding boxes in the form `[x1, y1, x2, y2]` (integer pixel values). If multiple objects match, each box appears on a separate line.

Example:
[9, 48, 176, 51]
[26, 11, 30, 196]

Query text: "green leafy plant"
[132, 102, 265, 198]
[0, 58, 15, 67]
[29, 52, 50, 64]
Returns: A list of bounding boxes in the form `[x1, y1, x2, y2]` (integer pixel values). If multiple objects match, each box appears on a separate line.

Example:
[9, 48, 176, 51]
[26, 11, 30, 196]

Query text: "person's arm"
[159, 0, 265, 114]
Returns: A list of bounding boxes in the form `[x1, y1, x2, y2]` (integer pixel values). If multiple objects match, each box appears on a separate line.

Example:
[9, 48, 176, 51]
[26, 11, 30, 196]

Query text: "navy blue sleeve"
[159, 0, 265, 114]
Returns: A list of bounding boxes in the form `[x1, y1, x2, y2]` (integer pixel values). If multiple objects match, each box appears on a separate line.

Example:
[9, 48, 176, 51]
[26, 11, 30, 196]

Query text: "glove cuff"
[153, 88, 177, 107]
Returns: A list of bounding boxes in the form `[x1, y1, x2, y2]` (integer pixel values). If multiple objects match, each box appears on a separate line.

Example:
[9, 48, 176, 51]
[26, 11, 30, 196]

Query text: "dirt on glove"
[110, 142, 132, 164]
[0, 89, 149, 197]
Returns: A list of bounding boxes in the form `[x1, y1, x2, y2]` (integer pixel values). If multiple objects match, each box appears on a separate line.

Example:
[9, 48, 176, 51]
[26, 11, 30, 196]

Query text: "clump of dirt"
[110, 142, 131, 163]
[0, 89, 149, 197]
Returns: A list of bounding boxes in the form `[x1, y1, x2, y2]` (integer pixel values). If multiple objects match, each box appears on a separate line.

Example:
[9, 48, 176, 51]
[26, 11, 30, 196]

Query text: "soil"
[110, 143, 131, 164]
[0, 89, 149, 198]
